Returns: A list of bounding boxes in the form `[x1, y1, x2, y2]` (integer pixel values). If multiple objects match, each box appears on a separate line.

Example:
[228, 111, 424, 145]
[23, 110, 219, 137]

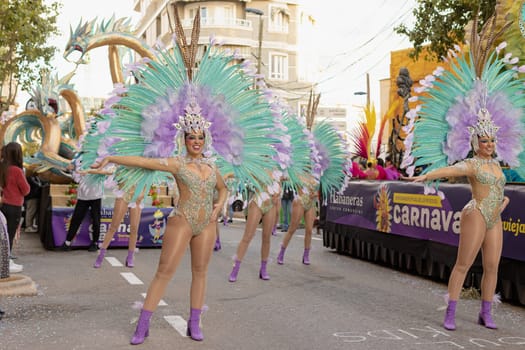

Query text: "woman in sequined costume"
[228, 178, 280, 282]
[92, 124, 227, 344]
[92, 190, 145, 268]
[277, 174, 319, 265]
[409, 123, 510, 331]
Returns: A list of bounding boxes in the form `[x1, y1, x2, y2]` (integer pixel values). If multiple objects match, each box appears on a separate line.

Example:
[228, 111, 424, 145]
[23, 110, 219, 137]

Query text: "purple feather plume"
[140, 83, 244, 162]
[444, 81, 524, 166]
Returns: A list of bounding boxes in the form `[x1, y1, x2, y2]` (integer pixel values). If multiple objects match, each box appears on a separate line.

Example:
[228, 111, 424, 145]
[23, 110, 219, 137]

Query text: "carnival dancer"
[277, 174, 319, 265]
[277, 118, 349, 265]
[92, 191, 145, 268]
[402, 34, 525, 330]
[228, 176, 280, 282]
[92, 111, 227, 343]
[82, 10, 285, 344]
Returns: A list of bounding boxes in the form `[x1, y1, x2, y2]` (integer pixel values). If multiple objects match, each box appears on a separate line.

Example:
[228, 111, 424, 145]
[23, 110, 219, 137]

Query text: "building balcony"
[182, 17, 253, 30]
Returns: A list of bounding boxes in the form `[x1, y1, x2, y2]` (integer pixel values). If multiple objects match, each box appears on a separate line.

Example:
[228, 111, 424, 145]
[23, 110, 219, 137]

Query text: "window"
[270, 53, 288, 80]
[269, 6, 289, 32]
[189, 6, 207, 22]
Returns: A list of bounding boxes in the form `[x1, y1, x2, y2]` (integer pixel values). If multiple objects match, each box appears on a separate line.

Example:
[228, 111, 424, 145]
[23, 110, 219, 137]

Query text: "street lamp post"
[353, 73, 370, 106]
[246, 8, 264, 77]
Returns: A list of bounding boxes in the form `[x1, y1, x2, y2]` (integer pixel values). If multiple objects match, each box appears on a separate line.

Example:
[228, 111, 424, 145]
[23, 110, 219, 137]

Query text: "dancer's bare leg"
[281, 200, 304, 249]
[303, 207, 316, 250]
[189, 222, 217, 309]
[480, 223, 503, 301]
[127, 196, 144, 252]
[100, 197, 129, 249]
[274, 200, 281, 229]
[260, 207, 276, 261]
[143, 217, 193, 311]
[235, 202, 262, 261]
[447, 209, 486, 300]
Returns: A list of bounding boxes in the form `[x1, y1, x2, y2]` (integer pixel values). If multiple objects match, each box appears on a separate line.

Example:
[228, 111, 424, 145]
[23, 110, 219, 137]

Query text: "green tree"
[0, 0, 61, 112]
[394, 0, 497, 62]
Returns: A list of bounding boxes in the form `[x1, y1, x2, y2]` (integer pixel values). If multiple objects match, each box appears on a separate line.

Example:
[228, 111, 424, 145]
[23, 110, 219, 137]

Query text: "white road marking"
[164, 315, 188, 337]
[140, 293, 167, 306]
[120, 272, 143, 285]
[106, 257, 123, 267]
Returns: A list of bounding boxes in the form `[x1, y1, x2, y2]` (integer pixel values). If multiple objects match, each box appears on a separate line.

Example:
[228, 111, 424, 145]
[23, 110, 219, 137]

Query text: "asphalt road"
[1, 220, 524, 350]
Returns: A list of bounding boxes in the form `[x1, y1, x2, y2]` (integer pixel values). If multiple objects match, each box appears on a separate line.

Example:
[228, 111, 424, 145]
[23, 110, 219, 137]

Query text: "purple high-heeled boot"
[259, 260, 270, 280]
[126, 250, 135, 268]
[187, 308, 204, 341]
[93, 248, 106, 268]
[277, 245, 286, 265]
[228, 259, 241, 282]
[443, 300, 457, 330]
[130, 309, 153, 345]
[302, 248, 311, 265]
[214, 236, 221, 251]
[478, 300, 497, 329]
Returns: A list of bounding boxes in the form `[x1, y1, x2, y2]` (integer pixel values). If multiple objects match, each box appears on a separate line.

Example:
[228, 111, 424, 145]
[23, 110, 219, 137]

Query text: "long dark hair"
[0, 142, 24, 188]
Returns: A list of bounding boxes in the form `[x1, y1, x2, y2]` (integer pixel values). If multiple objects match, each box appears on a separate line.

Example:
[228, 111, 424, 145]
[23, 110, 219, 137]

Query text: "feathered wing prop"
[348, 121, 370, 160]
[348, 103, 388, 162]
[312, 120, 350, 199]
[97, 37, 282, 199]
[402, 43, 525, 179]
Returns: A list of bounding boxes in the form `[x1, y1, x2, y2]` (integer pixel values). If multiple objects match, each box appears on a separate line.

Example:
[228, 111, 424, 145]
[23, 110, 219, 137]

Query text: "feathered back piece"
[402, 43, 525, 178]
[93, 35, 283, 199]
[279, 110, 313, 192]
[312, 120, 350, 199]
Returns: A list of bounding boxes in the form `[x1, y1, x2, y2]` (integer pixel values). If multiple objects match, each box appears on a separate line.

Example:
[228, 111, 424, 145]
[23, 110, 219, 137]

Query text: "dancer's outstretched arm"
[92, 156, 179, 174]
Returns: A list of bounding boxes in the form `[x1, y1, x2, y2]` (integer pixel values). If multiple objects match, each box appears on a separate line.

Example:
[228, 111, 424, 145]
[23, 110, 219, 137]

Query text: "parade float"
[0, 16, 173, 250]
[323, 2, 525, 306]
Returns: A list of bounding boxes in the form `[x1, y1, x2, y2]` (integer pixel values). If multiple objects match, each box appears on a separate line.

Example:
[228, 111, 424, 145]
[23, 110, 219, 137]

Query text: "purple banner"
[52, 207, 173, 248]
[327, 180, 525, 262]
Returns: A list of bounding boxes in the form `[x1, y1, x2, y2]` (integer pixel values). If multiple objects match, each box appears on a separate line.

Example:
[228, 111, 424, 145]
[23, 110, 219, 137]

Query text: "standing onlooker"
[60, 159, 111, 252]
[280, 186, 294, 232]
[24, 174, 43, 232]
[0, 142, 30, 273]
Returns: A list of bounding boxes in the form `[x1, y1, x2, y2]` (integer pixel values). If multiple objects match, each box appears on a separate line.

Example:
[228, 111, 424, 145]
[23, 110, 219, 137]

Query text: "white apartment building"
[132, 0, 317, 114]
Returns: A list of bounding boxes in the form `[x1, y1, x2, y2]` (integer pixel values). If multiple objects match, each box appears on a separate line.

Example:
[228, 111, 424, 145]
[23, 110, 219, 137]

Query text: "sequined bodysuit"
[250, 180, 280, 215]
[457, 158, 506, 230]
[296, 178, 320, 211]
[169, 157, 217, 235]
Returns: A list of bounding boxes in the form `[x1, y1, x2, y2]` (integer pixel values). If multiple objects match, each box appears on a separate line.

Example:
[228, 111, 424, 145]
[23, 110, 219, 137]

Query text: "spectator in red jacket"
[0, 142, 30, 273]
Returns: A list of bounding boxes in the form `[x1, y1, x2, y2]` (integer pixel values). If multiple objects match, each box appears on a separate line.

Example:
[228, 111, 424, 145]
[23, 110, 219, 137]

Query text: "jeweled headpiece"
[468, 107, 499, 153]
[173, 101, 213, 155]
[173, 102, 211, 134]
[468, 108, 500, 138]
